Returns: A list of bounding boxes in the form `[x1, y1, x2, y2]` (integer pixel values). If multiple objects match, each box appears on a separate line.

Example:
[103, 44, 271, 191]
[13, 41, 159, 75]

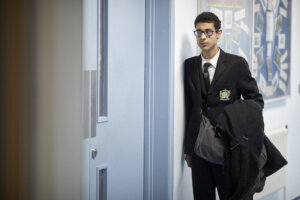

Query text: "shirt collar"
[201, 48, 220, 68]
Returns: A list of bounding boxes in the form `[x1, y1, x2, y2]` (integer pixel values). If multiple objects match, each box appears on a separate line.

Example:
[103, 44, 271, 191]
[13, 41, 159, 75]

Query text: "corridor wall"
[173, 0, 300, 199]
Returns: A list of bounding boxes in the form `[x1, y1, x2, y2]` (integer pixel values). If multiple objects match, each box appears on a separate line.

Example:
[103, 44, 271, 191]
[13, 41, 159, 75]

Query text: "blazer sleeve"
[237, 58, 264, 109]
[184, 59, 195, 155]
[184, 59, 192, 125]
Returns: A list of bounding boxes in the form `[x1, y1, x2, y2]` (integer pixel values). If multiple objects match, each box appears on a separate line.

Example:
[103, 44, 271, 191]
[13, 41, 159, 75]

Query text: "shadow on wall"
[0, 0, 83, 200]
[180, 34, 195, 173]
[175, 33, 197, 200]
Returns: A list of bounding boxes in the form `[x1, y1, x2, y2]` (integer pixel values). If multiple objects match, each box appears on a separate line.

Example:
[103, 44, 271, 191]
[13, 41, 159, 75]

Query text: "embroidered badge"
[220, 89, 231, 101]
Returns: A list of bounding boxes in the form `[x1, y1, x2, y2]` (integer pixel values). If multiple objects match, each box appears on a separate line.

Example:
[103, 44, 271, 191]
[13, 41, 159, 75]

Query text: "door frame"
[144, 0, 174, 199]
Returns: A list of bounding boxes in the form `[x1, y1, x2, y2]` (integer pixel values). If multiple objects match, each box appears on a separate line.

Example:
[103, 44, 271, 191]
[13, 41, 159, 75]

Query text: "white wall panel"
[173, 1, 198, 199]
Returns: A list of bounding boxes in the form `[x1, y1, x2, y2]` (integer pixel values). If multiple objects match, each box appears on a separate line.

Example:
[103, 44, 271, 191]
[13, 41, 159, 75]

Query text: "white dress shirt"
[201, 49, 220, 84]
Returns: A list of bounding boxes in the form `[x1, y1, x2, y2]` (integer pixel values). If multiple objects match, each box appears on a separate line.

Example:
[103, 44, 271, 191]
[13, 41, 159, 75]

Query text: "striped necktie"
[203, 63, 211, 92]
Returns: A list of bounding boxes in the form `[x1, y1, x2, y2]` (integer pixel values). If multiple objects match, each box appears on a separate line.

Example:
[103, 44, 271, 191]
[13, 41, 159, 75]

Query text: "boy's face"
[195, 22, 222, 54]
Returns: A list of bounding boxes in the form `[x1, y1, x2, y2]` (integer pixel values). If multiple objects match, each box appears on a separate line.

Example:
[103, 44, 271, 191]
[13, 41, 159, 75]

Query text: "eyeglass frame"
[193, 29, 220, 38]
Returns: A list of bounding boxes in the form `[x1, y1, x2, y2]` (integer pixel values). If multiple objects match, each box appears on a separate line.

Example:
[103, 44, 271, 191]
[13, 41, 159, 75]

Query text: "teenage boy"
[184, 12, 264, 200]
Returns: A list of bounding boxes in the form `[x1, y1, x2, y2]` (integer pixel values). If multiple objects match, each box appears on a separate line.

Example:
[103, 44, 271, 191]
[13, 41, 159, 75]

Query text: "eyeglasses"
[193, 29, 219, 37]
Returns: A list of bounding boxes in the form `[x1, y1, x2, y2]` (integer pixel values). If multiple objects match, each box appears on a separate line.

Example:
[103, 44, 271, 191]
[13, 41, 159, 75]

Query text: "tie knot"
[204, 63, 211, 72]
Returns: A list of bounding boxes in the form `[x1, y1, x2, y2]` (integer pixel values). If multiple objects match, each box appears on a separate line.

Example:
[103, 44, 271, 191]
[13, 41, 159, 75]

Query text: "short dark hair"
[194, 12, 221, 30]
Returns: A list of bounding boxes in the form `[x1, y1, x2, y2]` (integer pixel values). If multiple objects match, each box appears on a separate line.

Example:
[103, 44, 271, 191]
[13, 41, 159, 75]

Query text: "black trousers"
[191, 155, 226, 200]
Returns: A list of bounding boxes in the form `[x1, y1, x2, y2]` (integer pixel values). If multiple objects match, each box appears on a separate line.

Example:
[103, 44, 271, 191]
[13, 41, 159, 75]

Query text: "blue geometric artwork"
[199, 0, 291, 102]
[253, 0, 291, 101]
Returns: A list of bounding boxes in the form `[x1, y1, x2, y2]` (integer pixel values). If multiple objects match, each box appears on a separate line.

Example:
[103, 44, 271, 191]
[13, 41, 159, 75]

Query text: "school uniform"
[184, 48, 264, 200]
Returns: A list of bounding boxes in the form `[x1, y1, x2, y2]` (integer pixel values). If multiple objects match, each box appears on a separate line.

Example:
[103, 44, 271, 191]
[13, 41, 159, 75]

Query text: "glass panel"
[98, 0, 108, 120]
[97, 168, 107, 200]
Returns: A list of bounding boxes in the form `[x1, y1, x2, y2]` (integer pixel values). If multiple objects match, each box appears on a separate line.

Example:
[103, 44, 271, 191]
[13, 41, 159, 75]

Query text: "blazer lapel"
[194, 55, 207, 97]
[210, 49, 227, 88]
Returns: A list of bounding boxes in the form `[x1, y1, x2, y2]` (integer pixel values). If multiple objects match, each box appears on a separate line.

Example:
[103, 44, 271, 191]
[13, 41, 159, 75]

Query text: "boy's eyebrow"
[195, 29, 214, 31]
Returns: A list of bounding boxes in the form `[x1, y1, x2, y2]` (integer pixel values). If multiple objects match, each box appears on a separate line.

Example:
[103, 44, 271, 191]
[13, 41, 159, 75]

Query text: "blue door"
[83, 0, 145, 199]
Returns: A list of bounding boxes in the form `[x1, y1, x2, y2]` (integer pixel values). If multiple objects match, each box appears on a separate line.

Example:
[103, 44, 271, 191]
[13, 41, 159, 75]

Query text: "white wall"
[173, 0, 300, 199]
[50, 1, 82, 199]
[34, 0, 82, 199]
[262, 0, 300, 199]
[173, 1, 198, 199]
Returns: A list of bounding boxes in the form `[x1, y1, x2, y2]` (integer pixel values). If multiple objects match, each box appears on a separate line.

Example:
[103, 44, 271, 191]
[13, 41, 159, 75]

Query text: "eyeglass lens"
[194, 30, 216, 37]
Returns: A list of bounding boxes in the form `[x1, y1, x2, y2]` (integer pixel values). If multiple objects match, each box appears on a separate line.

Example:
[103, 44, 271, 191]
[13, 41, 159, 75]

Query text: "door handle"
[91, 148, 97, 159]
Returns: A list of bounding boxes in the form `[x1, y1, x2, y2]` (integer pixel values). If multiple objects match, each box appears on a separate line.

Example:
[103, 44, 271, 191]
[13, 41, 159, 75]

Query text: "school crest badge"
[220, 89, 230, 101]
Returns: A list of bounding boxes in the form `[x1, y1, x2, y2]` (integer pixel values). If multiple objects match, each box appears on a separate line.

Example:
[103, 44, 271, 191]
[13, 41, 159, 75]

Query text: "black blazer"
[184, 49, 264, 155]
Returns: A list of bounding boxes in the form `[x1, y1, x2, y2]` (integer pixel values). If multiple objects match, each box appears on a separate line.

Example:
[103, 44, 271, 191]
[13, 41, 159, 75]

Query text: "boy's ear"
[217, 29, 222, 39]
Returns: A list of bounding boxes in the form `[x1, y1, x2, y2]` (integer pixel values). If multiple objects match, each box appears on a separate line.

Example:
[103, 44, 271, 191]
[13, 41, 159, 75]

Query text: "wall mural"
[199, 0, 291, 102]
